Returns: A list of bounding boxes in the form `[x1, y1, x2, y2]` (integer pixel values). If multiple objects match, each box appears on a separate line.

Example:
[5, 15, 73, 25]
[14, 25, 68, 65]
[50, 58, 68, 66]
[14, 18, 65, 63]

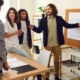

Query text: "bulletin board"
[64, 9, 80, 48]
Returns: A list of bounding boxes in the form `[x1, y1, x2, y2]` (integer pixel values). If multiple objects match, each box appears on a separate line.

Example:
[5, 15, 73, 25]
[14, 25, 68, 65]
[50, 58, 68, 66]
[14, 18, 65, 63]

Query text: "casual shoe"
[55, 76, 60, 80]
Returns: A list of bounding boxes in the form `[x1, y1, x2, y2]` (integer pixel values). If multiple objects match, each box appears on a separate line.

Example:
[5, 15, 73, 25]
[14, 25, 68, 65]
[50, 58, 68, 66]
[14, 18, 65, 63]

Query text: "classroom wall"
[0, 0, 9, 22]
[19, 0, 34, 23]
[2, 0, 80, 22]
[34, 0, 80, 19]
[9, 0, 34, 23]
[9, 0, 18, 10]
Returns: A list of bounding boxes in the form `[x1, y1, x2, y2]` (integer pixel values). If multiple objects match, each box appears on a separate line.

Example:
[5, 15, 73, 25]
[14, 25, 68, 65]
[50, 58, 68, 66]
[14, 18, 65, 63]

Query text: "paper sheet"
[8, 58, 19, 63]
[8, 58, 28, 68]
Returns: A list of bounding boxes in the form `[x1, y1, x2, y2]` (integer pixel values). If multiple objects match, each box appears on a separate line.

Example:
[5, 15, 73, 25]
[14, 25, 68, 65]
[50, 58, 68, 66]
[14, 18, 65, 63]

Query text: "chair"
[32, 45, 52, 80]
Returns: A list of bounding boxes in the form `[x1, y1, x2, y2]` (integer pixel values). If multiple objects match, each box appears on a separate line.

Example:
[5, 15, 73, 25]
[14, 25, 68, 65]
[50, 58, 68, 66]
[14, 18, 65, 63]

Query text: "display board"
[64, 9, 80, 48]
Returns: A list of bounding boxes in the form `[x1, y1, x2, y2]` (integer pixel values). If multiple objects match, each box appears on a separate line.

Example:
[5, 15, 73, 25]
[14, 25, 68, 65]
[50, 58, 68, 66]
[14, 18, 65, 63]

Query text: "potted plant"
[38, 6, 45, 17]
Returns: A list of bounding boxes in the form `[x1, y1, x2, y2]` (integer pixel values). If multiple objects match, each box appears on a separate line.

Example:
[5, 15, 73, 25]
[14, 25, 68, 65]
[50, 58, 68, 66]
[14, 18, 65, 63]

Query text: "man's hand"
[18, 29, 23, 34]
[18, 29, 23, 36]
[78, 23, 80, 27]
[29, 25, 34, 30]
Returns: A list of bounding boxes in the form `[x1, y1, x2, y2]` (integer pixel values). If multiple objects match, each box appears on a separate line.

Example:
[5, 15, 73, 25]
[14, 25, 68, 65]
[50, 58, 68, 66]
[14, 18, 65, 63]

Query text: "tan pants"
[45, 45, 61, 77]
[21, 42, 31, 57]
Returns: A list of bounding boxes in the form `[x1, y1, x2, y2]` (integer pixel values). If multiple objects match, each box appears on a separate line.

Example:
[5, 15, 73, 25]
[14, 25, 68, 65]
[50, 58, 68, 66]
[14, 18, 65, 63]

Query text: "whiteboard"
[64, 9, 80, 48]
[67, 12, 80, 40]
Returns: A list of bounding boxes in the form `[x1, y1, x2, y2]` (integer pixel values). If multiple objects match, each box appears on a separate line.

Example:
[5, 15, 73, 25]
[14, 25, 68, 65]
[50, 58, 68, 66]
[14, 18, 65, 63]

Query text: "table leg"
[33, 76, 36, 80]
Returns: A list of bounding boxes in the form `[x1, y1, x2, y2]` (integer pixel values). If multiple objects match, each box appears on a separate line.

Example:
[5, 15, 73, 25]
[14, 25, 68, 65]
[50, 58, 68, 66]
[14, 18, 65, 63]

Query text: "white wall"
[0, 0, 18, 22]
[34, 0, 53, 15]
[19, 0, 34, 23]
[3, 0, 80, 22]
[0, 0, 9, 22]
[34, 0, 80, 19]
[9, 0, 34, 23]
[9, 0, 18, 10]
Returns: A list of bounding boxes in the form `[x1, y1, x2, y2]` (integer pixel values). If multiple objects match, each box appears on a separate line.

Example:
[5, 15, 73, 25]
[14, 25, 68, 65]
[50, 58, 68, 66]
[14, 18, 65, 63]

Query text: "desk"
[61, 44, 72, 49]
[1, 53, 50, 80]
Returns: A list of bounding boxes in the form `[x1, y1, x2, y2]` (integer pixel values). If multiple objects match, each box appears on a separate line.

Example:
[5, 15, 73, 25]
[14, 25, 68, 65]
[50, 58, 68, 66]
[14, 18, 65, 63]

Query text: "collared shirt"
[47, 15, 59, 47]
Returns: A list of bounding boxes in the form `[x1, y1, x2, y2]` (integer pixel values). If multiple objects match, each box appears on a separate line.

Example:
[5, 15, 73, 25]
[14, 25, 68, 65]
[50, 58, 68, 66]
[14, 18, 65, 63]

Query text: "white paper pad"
[8, 58, 28, 68]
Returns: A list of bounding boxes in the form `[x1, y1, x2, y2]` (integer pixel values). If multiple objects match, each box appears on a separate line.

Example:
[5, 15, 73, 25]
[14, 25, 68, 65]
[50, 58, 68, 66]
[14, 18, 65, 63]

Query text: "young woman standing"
[4, 8, 29, 58]
[17, 9, 32, 58]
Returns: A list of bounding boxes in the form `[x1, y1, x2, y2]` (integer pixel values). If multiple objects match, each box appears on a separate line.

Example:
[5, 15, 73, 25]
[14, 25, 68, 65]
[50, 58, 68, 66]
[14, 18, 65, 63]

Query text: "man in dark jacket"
[30, 4, 80, 80]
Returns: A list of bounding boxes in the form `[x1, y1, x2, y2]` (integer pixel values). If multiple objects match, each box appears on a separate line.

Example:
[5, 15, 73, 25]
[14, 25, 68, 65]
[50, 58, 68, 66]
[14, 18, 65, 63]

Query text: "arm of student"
[18, 29, 23, 36]
[5, 31, 19, 38]
[29, 18, 44, 33]
[60, 16, 79, 28]
[78, 23, 80, 27]
[5, 29, 23, 38]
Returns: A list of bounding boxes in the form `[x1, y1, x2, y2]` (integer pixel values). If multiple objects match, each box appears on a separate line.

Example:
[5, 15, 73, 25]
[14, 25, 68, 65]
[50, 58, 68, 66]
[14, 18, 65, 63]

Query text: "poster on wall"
[67, 12, 80, 40]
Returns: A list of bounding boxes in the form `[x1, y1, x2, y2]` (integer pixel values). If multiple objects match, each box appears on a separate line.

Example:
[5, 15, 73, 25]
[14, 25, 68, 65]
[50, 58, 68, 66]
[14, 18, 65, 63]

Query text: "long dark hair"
[6, 7, 18, 27]
[47, 3, 58, 17]
[18, 9, 29, 21]
[0, 0, 4, 6]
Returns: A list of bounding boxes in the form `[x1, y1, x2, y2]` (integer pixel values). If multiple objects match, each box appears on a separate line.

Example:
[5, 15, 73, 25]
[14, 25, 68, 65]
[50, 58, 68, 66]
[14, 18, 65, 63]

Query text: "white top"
[4, 21, 20, 49]
[21, 21, 27, 43]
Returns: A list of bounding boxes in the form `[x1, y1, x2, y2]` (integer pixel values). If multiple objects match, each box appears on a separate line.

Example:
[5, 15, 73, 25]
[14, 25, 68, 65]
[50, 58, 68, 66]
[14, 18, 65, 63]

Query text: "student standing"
[0, 0, 9, 75]
[29, 3, 80, 80]
[17, 9, 32, 57]
[4, 8, 29, 58]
